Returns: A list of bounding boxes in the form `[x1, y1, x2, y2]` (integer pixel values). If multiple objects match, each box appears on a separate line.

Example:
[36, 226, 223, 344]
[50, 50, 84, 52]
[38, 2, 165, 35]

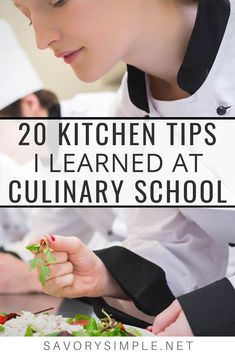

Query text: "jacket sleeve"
[178, 276, 235, 336]
[0, 246, 22, 260]
[95, 246, 175, 316]
[95, 208, 229, 318]
[180, 208, 235, 243]
[122, 208, 228, 297]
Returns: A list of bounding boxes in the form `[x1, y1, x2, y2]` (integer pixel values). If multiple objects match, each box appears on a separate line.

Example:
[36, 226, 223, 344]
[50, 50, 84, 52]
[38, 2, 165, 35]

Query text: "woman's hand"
[30, 235, 124, 299]
[148, 300, 194, 336]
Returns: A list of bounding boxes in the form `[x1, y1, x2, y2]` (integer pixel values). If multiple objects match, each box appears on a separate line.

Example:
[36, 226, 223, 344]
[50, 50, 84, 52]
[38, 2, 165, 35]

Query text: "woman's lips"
[64, 48, 84, 64]
[56, 48, 85, 64]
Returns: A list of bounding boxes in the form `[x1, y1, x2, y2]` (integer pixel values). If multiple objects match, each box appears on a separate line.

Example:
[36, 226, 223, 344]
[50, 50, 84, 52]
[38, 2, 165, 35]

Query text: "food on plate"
[26, 237, 56, 285]
[0, 309, 143, 337]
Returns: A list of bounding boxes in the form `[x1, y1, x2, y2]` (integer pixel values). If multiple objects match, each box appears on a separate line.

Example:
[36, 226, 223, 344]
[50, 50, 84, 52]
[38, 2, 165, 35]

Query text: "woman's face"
[13, 0, 140, 82]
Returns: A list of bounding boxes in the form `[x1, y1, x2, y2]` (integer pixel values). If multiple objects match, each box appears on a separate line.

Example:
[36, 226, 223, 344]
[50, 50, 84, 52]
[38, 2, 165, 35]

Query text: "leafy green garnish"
[85, 318, 98, 332]
[26, 244, 41, 253]
[39, 266, 51, 286]
[26, 238, 56, 286]
[0, 312, 8, 316]
[29, 258, 40, 271]
[25, 325, 34, 337]
[72, 331, 89, 337]
[43, 248, 56, 264]
[67, 313, 96, 326]
[46, 332, 60, 337]
[0, 325, 5, 333]
[75, 314, 92, 322]
[66, 318, 74, 324]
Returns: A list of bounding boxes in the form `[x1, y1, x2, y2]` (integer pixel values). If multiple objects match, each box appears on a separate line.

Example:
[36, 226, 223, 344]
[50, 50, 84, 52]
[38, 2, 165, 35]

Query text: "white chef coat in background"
[61, 92, 115, 117]
[0, 208, 29, 247]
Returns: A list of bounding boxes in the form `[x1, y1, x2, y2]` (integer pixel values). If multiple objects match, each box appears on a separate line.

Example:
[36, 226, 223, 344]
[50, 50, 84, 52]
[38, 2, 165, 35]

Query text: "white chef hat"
[0, 19, 43, 110]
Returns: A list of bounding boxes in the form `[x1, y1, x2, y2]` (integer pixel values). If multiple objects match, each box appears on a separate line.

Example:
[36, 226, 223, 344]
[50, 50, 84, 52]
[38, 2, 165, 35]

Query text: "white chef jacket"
[61, 92, 116, 117]
[94, 0, 235, 325]
[121, 126, 235, 296]
[109, 0, 235, 118]
[101, 206, 232, 322]
[122, 208, 228, 297]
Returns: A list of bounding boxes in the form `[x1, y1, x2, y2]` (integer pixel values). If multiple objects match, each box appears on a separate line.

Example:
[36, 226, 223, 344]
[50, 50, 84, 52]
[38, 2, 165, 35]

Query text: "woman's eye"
[49, 0, 66, 8]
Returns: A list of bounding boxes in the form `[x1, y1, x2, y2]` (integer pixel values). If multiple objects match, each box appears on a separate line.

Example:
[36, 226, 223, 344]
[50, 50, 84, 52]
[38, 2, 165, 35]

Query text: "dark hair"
[0, 89, 59, 117]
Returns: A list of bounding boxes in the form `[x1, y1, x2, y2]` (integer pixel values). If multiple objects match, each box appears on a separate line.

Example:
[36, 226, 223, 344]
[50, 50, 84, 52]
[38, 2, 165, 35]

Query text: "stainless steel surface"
[0, 294, 94, 317]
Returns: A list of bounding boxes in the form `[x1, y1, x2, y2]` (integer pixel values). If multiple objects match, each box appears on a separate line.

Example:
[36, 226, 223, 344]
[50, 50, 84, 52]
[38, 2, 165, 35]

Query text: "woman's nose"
[33, 21, 60, 50]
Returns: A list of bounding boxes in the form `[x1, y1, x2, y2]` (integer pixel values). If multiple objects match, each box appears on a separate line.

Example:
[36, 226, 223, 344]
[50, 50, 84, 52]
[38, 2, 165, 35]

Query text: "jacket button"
[217, 106, 229, 116]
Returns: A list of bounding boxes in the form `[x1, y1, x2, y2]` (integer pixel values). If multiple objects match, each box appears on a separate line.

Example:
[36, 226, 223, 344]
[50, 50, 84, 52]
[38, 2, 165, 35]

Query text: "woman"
[13, 0, 233, 117]
[15, 0, 235, 335]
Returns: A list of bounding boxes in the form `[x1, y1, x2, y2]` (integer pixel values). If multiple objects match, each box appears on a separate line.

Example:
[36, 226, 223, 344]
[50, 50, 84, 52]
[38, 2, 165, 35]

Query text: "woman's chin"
[72, 66, 105, 83]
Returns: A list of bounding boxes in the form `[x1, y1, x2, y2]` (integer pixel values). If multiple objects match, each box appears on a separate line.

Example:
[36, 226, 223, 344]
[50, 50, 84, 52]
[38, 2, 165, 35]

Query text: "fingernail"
[50, 235, 56, 242]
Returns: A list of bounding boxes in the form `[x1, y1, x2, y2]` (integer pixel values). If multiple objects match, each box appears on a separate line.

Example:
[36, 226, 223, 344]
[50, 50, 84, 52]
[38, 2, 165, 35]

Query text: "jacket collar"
[127, 0, 231, 113]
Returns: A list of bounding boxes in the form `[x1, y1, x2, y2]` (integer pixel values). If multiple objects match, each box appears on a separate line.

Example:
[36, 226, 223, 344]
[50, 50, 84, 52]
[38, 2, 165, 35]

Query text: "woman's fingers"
[28, 235, 101, 298]
[48, 261, 73, 280]
[46, 235, 85, 256]
[157, 312, 193, 337]
[44, 273, 74, 297]
[28, 235, 85, 259]
[36, 251, 68, 264]
[152, 300, 182, 335]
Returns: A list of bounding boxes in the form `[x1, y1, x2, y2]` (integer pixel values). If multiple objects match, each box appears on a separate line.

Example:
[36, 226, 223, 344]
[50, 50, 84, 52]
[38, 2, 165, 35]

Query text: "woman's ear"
[20, 94, 48, 117]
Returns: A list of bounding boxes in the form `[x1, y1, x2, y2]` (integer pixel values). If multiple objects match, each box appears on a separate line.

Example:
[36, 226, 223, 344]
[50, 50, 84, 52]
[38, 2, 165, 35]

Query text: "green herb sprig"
[26, 238, 56, 286]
